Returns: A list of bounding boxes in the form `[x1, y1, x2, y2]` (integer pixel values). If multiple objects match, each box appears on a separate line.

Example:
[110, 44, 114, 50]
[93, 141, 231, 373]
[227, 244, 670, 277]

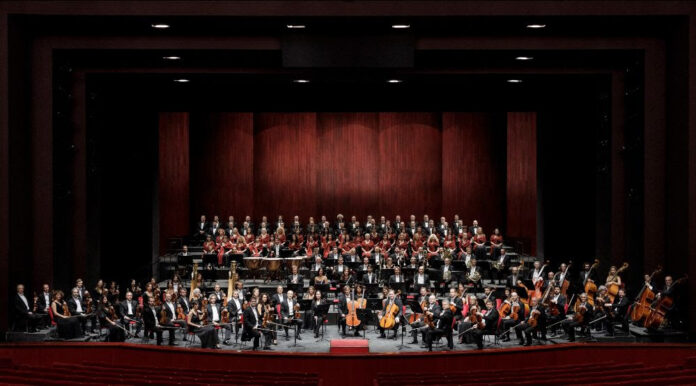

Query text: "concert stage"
[0, 342, 694, 385]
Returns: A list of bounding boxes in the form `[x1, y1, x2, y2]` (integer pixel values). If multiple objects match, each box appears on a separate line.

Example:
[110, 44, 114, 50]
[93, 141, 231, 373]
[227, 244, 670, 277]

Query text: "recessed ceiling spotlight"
[173, 79, 189, 83]
[526, 24, 546, 29]
[391, 24, 411, 29]
[507, 79, 523, 83]
[387, 79, 403, 83]
[286, 24, 306, 29]
[515, 56, 534, 61]
[162, 56, 181, 60]
[151, 24, 170, 29]
[293, 79, 310, 83]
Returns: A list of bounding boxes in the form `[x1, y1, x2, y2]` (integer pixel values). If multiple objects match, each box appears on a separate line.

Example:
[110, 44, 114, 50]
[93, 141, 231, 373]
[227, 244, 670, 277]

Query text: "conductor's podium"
[330, 339, 369, 354]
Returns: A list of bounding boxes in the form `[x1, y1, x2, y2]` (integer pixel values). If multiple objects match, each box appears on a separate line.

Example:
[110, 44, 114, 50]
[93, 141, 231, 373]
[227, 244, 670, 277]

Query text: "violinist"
[448, 288, 464, 321]
[223, 289, 244, 345]
[67, 287, 88, 334]
[177, 288, 191, 315]
[211, 283, 225, 305]
[310, 290, 326, 338]
[562, 292, 594, 342]
[13, 284, 41, 332]
[258, 293, 277, 346]
[280, 290, 302, 340]
[546, 286, 566, 335]
[506, 266, 523, 290]
[425, 298, 454, 351]
[593, 286, 610, 331]
[119, 291, 142, 338]
[98, 294, 126, 342]
[142, 297, 175, 346]
[241, 297, 268, 350]
[187, 301, 220, 349]
[500, 292, 525, 342]
[477, 300, 500, 349]
[50, 290, 83, 339]
[515, 297, 543, 346]
[164, 292, 188, 331]
[410, 293, 440, 345]
[605, 288, 630, 336]
[378, 289, 403, 339]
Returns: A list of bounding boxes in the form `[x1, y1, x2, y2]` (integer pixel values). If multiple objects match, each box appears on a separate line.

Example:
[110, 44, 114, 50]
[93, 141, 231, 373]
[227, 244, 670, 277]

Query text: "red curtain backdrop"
[506, 112, 538, 255]
[378, 112, 442, 218]
[442, 112, 506, 232]
[160, 112, 536, 253]
[158, 112, 190, 252]
[253, 113, 318, 220]
[316, 113, 380, 218]
[189, 113, 254, 223]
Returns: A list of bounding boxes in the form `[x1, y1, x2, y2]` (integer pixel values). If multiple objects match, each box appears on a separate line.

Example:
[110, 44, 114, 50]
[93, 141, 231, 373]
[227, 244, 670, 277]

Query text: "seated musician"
[337, 285, 354, 336]
[466, 258, 482, 289]
[142, 297, 175, 346]
[164, 292, 188, 331]
[546, 285, 566, 335]
[371, 246, 384, 267]
[605, 288, 630, 336]
[287, 265, 303, 285]
[425, 298, 454, 351]
[177, 288, 191, 314]
[310, 256, 323, 274]
[514, 297, 544, 346]
[478, 286, 496, 304]
[388, 266, 406, 286]
[378, 289, 403, 339]
[327, 247, 342, 262]
[410, 293, 440, 345]
[13, 284, 41, 332]
[500, 292, 525, 341]
[242, 297, 268, 350]
[280, 290, 302, 340]
[187, 301, 220, 349]
[363, 265, 377, 284]
[562, 292, 594, 342]
[98, 294, 126, 342]
[340, 269, 355, 286]
[51, 290, 83, 339]
[119, 291, 142, 337]
[67, 287, 89, 333]
[468, 299, 499, 349]
[384, 257, 396, 270]
[593, 286, 610, 331]
[332, 255, 348, 279]
[413, 265, 429, 292]
[440, 258, 454, 290]
[359, 257, 370, 272]
[460, 245, 473, 264]
[303, 286, 316, 301]
[258, 294, 277, 348]
[406, 257, 419, 270]
[314, 268, 329, 285]
[448, 288, 464, 320]
[211, 284, 225, 305]
[36, 283, 52, 317]
[507, 265, 523, 289]
[223, 289, 244, 344]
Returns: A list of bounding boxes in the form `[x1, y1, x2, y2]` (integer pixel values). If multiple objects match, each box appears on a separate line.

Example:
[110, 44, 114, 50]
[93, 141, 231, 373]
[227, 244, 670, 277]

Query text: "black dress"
[189, 312, 218, 349]
[98, 305, 125, 342]
[53, 301, 83, 339]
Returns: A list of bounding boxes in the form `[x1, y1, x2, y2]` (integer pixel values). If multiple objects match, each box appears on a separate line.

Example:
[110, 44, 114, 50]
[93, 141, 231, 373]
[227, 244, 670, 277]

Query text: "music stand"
[356, 308, 372, 339]
[314, 283, 331, 297]
[363, 283, 379, 297]
[429, 257, 444, 269]
[314, 303, 331, 342]
[380, 268, 395, 284]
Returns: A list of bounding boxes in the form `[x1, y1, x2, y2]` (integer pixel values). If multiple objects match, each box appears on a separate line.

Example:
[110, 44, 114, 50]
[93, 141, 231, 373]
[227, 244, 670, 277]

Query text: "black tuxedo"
[206, 303, 222, 323]
[287, 274, 303, 285]
[482, 308, 499, 333]
[36, 292, 51, 313]
[143, 305, 175, 345]
[507, 273, 523, 289]
[226, 297, 244, 318]
[363, 273, 377, 284]
[272, 293, 287, 307]
[177, 297, 191, 315]
[13, 293, 40, 331]
[67, 297, 85, 315]
[426, 308, 454, 350]
[412, 274, 429, 287]
[607, 295, 630, 335]
[119, 299, 139, 318]
[379, 297, 404, 337]
[388, 275, 406, 285]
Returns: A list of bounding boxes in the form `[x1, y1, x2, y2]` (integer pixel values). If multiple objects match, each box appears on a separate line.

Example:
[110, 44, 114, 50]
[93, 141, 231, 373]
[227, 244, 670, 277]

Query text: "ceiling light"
[526, 24, 546, 29]
[507, 79, 523, 83]
[286, 24, 306, 29]
[151, 24, 170, 29]
[173, 79, 189, 83]
[162, 56, 181, 60]
[515, 56, 534, 61]
[391, 24, 411, 29]
[293, 79, 310, 83]
[387, 79, 403, 84]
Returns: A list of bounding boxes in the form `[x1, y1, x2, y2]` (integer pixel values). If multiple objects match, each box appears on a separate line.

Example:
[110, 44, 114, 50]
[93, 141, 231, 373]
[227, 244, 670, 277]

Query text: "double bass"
[630, 266, 662, 322]
[606, 262, 629, 302]
[583, 259, 600, 305]
[532, 260, 550, 300]
[643, 275, 687, 329]
[345, 289, 366, 328]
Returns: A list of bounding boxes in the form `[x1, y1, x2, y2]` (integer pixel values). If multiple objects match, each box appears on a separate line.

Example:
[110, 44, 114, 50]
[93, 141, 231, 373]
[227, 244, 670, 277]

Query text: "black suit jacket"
[177, 297, 191, 314]
[388, 275, 406, 285]
[272, 293, 287, 307]
[67, 297, 85, 315]
[119, 299, 139, 318]
[287, 274, 304, 285]
[206, 303, 222, 322]
[280, 299, 299, 318]
[242, 306, 260, 340]
[381, 298, 403, 319]
[36, 292, 51, 313]
[413, 274, 429, 286]
[483, 308, 499, 333]
[612, 296, 630, 317]
[142, 305, 161, 330]
[363, 273, 378, 284]
[14, 294, 32, 317]
[195, 221, 209, 234]
[226, 297, 244, 318]
[434, 309, 454, 332]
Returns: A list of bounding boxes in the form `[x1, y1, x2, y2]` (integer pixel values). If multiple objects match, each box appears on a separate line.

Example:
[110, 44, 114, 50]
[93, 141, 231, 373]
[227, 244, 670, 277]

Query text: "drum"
[284, 257, 304, 271]
[243, 257, 261, 270]
[262, 257, 282, 272]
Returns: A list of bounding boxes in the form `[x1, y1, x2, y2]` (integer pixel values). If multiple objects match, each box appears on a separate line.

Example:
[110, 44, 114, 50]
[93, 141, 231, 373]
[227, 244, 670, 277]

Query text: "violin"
[346, 293, 363, 328]
[527, 308, 541, 328]
[159, 307, 168, 325]
[62, 301, 71, 317]
[573, 303, 587, 323]
[294, 303, 301, 319]
[176, 304, 186, 320]
[511, 303, 521, 321]
[469, 305, 484, 330]
[498, 300, 511, 318]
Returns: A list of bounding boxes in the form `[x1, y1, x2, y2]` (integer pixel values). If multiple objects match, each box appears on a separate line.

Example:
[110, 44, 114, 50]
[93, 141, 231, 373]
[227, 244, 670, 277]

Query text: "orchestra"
[9, 213, 688, 352]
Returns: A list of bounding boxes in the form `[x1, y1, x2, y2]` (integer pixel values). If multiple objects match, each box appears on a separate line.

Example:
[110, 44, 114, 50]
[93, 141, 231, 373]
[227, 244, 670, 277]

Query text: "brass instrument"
[466, 269, 481, 283]
[442, 248, 451, 260]
[189, 263, 198, 301]
[443, 269, 452, 282]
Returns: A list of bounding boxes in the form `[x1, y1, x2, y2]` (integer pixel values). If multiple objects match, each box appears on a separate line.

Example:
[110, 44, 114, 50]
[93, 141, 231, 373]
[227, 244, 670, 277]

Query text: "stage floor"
[29, 323, 642, 353]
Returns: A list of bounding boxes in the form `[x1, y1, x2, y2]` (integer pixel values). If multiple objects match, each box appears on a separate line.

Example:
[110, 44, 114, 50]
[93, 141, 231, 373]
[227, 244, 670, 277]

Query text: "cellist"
[337, 285, 353, 337]
[500, 292, 525, 342]
[378, 289, 402, 339]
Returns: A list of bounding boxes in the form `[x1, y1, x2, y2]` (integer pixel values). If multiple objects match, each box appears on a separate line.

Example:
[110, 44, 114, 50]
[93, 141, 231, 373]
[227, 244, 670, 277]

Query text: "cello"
[379, 299, 399, 329]
[643, 275, 687, 329]
[345, 289, 364, 328]
[630, 266, 662, 322]
[583, 259, 600, 306]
